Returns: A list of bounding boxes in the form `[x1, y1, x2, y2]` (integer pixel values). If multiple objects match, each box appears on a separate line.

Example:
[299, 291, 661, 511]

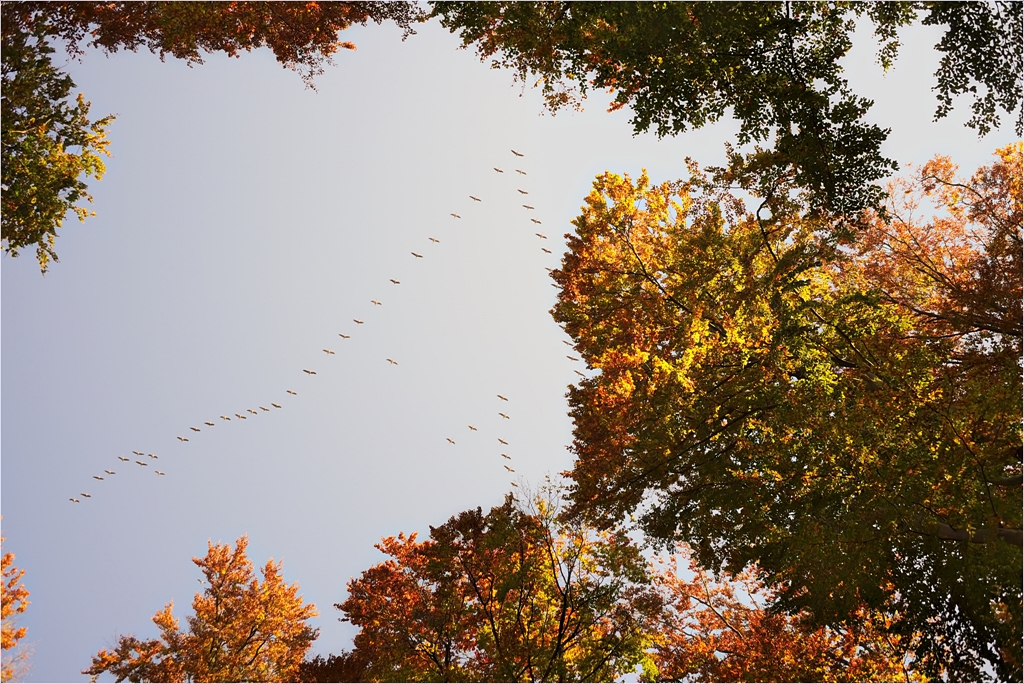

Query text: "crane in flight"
[411, 252, 424, 258]
[516, 169, 526, 175]
[235, 413, 246, 419]
[469, 195, 482, 202]
[177, 436, 189, 442]
[259, 406, 270, 412]
[339, 333, 351, 339]
[517, 189, 529, 195]
[541, 247, 552, 254]
[536, 233, 547, 239]
[429, 237, 439, 243]
[498, 438, 509, 445]
[117, 456, 129, 462]
[371, 300, 382, 305]
[190, 427, 201, 432]
[390, 279, 401, 284]
[148, 454, 158, 459]
[136, 460, 147, 466]
[132, 451, 144, 456]
[155, 471, 166, 476]
[204, 421, 215, 426]
[567, 355, 579, 361]
[468, 425, 478, 431]
[387, 358, 398, 365]
[511, 149, 524, 157]
[523, 204, 534, 210]
[575, 370, 586, 377]
[324, 349, 335, 355]
[271, 403, 282, 409]
[450, 214, 461, 219]
[499, 412, 510, 419]
[287, 390, 297, 395]
[80, 493, 92, 498]
[446, 438, 455, 445]
[303, 369, 317, 375]
[247, 409, 259, 415]
[502, 454, 511, 460]
[504, 465, 515, 473]
[494, 167, 504, 173]
[93, 475, 104, 481]
[531, 218, 542, 224]
[497, 394, 508, 401]
[353, 319, 364, 324]
[70, 498, 80, 503]
[221, 415, 232, 420]
[104, 470, 116, 475]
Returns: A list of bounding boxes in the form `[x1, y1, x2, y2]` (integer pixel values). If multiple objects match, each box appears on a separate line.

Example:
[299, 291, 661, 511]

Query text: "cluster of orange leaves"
[2, 530, 31, 681]
[84, 535, 318, 683]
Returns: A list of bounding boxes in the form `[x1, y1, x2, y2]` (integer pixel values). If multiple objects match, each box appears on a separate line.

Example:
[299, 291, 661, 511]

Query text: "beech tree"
[1, 531, 31, 681]
[337, 488, 663, 682]
[84, 535, 319, 682]
[1, 1, 426, 271]
[433, 1, 1022, 219]
[550, 145, 1022, 680]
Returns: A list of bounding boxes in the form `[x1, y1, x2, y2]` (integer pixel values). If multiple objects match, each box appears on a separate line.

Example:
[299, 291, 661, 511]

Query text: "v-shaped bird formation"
[69, 148, 592, 502]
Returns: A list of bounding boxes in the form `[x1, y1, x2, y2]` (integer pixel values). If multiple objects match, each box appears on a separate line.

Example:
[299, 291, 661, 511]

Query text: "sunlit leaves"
[1, 531, 31, 681]
[552, 150, 1022, 680]
[337, 488, 661, 682]
[84, 535, 318, 683]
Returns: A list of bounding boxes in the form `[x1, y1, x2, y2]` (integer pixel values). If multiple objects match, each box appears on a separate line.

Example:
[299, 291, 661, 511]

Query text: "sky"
[1, 13, 1017, 682]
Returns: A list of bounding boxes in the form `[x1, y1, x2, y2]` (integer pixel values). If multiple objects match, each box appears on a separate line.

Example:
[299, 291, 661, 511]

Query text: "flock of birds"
[70, 148, 589, 504]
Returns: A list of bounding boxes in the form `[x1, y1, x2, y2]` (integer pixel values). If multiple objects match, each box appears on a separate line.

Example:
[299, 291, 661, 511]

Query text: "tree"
[1, 530, 31, 681]
[2, 1, 427, 271]
[432, 1, 1022, 219]
[84, 535, 319, 682]
[649, 547, 923, 682]
[336, 487, 663, 682]
[550, 145, 1021, 680]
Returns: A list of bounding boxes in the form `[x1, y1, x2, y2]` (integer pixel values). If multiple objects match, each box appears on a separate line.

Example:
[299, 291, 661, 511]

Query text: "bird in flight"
[511, 149, 524, 157]
[536, 233, 547, 239]
[235, 413, 246, 419]
[155, 470, 166, 476]
[149, 454, 158, 459]
[446, 438, 456, 445]
[287, 390, 297, 395]
[531, 218, 542, 225]
[271, 403, 282, 409]
[575, 370, 586, 377]
[260, 406, 270, 412]
[70, 498, 80, 503]
[504, 465, 515, 472]
[324, 349, 335, 355]
[93, 475, 104, 481]
[387, 358, 398, 365]
[354, 319, 364, 324]
[563, 341, 572, 346]
[204, 421, 215, 426]
[411, 252, 424, 258]
[468, 425, 478, 431]
[450, 213, 461, 219]
[493, 167, 504, 173]
[498, 438, 509, 445]
[390, 279, 401, 285]
[177, 436, 189, 442]
[136, 460, 147, 466]
[132, 451, 144, 456]
[80, 493, 92, 498]
[523, 204, 534, 210]
[247, 409, 259, 415]
[541, 247, 552, 254]
[371, 299, 382, 306]
[190, 427, 201, 432]
[497, 394, 509, 401]
[516, 169, 526, 175]
[567, 355, 579, 361]
[221, 415, 231, 420]
[517, 189, 529, 195]
[511, 482, 519, 487]
[339, 333, 351, 339]
[117, 456, 129, 462]
[104, 470, 116, 475]
[469, 195, 482, 202]
[502, 453, 511, 460]
[303, 369, 317, 375]
[499, 412, 510, 419]
[428, 237, 439, 243]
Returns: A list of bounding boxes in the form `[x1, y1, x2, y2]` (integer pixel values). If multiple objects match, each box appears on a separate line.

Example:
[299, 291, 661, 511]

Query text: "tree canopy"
[1, 531, 31, 681]
[84, 535, 319, 683]
[550, 144, 1022, 680]
[433, 1, 1023, 220]
[337, 488, 663, 682]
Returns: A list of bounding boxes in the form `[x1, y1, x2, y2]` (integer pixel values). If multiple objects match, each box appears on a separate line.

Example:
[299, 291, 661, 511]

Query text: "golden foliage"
[2, 530, 31, 681]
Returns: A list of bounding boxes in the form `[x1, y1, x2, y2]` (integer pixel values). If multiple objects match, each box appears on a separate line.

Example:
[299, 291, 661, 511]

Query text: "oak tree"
[337, 488, 662, 682]
[84, 535, 319, 682]
[433, 1, 1022, 219]
[550, 146, 1022, 680]
[1, 531, 31, 681]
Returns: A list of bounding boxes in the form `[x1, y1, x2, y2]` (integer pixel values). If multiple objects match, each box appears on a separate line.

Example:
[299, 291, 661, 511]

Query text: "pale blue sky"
[1, 15, 1016, 681]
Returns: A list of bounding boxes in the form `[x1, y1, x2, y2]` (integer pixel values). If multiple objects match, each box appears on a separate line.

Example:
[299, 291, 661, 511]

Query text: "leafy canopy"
[84, 535, 319, 683]
[433, 1, 1022, 219]
[337, 488, 663, 682]
[551, 145, 1022, 680]
[1, 530, 31, 681]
